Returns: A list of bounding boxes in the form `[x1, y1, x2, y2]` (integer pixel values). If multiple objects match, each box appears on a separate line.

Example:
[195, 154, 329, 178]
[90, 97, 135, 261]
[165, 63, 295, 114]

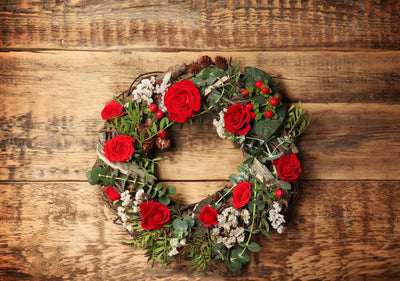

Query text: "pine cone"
[198, 55, 213, 68]
[188, 63, 202, 75]
[142, 138, 155, 151]
[136, 124, 150, 138]
[215, 56, 228, 70]
[155, 136, 171, 150]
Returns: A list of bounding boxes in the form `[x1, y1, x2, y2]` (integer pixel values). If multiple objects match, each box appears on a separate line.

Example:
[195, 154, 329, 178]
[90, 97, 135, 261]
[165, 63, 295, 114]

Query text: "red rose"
[103, 135, 135, 162]
[224, 104, 251, 135]
[164, 79, 201, 123]
[140, 200, 170, 230]
[101, 100, 124, 120]
[272, 154, 302, 182]
[232, 181, 252, 208]
[199, 205, 218, 226]
[104, 186, 120, 201]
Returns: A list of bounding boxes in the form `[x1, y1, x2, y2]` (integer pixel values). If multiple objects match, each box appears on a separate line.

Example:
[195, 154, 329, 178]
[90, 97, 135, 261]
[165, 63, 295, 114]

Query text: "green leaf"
[242, 156, 254, 165]
[243, 67, 279, 94]
[251, 106, 286, 140]
[247, 242, 261, 252]
[183, 216, 195, 229]
[158, 195, 170, 206]
[86, 166, 104, 185]
[208, 93, 221, 111]
[229, 174, 241, 185]
[159, 117, 169, 130]
[227, 259, 243, 272]
[278, 180, 292, 191]
[122, 239, 134, 244]
[155, 182, 164, 190]
[173, 219, 188, 231]
[167, 185, 176, 197]
[158, 188, 166, 197]
[253, 95, 267, 104]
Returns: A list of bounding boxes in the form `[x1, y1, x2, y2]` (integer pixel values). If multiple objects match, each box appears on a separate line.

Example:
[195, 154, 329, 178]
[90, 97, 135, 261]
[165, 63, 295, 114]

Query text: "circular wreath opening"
[87, 55, 311, 274]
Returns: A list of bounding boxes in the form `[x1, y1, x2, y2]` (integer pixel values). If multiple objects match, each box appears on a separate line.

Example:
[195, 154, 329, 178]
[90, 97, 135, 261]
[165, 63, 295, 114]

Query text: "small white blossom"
[168, 248, 179, 257]
[211, 227, 220, 236]
[179, 239, 186, 246]
[131, 77, 156, 105]
[135, 189, 145, 202]
[237, 233, 245, 243]
[212, 109, 227, 138]
[120, 190, 131, 207]
[170, 238, 179, 248]
[241, 209, 250, 225]
[156, 72, 171, 113]
[268, 202, 285, 234]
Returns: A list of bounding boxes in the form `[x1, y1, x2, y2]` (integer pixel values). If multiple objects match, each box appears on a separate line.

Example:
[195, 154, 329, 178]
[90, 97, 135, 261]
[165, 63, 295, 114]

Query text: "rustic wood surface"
[1, 0, 400, 280]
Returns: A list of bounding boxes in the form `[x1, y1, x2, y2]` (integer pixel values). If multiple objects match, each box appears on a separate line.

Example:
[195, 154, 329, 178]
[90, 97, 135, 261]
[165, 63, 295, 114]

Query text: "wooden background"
[1, 1, 400, 280]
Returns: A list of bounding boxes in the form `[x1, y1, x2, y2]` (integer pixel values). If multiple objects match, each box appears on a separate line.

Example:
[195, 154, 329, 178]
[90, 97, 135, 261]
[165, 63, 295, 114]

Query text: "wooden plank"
[0, 0, 399, 50]
[0, 181, 399, 280]
[1, 51, 399, 103]
[1, 51, 400, 181]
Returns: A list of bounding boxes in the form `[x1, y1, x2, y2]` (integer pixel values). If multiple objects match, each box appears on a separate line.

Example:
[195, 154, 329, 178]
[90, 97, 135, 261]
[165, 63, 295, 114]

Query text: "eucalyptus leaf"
[158, 195, 170, 206]
[229, 174, 241, 185]
[278, 180, 292, 191]
[246, 241, 261, 252]
[173, 219, 188, 231]
[167, 185, 176, 197]
[183, 216, 195, 229]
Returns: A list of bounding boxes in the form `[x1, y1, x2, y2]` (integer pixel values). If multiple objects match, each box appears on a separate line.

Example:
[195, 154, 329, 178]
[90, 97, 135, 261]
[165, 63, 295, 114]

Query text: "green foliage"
[243, 67, 279, 94]
[172, 215, 195, 239]
[86, 165, 116, 186]
[146, 182, 175, 206]
[185, 232, 216, 275]
[251, 106, 286, 141]
[284, 102, 312, 145]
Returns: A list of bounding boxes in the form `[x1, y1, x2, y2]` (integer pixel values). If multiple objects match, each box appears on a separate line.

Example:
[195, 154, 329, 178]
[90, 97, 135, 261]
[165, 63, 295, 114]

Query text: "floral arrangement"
[87, 55, 310, 274]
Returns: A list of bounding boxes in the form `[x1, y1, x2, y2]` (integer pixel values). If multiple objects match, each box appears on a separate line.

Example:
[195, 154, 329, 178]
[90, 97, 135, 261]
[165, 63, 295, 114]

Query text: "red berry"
[275, 189, 284, 198]
[265, 110, 273, 118]
[269, 97, 278, 106]
[155, 110, 163, 119]
[277, 94, 282, 101]
[245, 103, 254, 111]
[250, 112, 256, 119]
[255, 80, 264, 89]
[157, 130, 166, 137]
[149, 104, 158, 112]
[261, 87, 269, 94]
[241, 89, 249, 97]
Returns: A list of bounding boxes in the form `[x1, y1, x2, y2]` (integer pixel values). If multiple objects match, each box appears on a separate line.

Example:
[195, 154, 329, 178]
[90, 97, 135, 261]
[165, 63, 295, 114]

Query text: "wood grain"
[1, 181, 399, 280]
[1, 0, 399, 51]
[1, 51, 399, 182]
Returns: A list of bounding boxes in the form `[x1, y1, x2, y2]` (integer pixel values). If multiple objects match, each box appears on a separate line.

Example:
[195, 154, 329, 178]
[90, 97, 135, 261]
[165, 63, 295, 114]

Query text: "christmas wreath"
[87, 55, 311, 274]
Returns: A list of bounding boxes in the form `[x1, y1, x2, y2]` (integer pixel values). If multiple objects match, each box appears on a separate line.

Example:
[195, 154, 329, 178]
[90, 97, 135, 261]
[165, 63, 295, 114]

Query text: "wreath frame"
[87, 55, 310, 274]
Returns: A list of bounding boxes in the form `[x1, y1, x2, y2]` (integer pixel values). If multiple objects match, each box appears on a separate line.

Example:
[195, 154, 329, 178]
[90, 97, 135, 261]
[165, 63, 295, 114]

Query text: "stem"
[98, 174, 152, 188]
[240, 191, 257, 256]
[215, 185, 235, 206]
[144, 120, 176, 141]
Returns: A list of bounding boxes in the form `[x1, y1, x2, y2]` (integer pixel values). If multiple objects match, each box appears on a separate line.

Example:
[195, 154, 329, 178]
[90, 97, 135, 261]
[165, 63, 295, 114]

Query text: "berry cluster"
[241, 80, 282, 122]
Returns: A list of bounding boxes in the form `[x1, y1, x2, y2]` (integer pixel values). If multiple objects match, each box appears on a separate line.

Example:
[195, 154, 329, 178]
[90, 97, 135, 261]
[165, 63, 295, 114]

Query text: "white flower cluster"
[131, 76, 156, 105]
[168, 237, 186, 257]
[131, 189, 145, 213]
[155, 72, 171, 113]
[211, 207, 250, 249]
[212, 108, 227, 138]
[268, 202, 285, 234]
[117, 191, 133, 231]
